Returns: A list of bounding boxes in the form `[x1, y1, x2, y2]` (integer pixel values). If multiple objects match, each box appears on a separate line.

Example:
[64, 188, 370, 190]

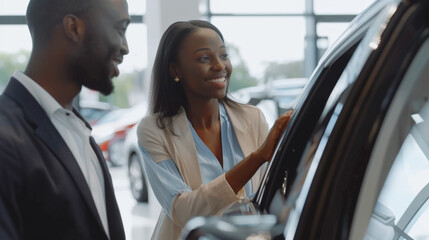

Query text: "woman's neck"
[185, 99, 220, 129]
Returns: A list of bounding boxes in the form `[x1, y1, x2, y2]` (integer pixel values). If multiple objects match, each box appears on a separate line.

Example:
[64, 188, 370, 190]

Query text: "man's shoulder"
[0, 94, 23, 120]
[0, 96, 28, 143]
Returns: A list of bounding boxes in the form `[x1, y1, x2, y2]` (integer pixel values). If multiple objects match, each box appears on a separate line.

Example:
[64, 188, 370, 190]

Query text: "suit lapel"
[76, 108, 125, 238]
[90, 137, 125, 239]
[4, 78, 105, 232]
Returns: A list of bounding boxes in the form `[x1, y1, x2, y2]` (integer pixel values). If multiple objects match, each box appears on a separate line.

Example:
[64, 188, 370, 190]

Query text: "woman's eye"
[221, 53, 229, 59]
[199, 56, 210, 61]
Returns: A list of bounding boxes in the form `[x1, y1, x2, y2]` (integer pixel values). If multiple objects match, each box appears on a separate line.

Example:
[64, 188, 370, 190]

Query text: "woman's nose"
[212, 58, 225, 71]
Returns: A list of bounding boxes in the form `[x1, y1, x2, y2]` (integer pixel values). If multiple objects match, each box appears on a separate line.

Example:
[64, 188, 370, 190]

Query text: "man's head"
[26, 0, 130, 95]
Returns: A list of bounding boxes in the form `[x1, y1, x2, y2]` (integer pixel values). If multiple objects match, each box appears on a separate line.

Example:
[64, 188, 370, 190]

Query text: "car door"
[282, 0, 429, 239]
[253, 0, 390, 214]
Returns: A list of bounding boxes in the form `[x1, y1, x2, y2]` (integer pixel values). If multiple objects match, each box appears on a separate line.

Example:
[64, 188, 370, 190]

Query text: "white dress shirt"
[13, 71, 110, 238]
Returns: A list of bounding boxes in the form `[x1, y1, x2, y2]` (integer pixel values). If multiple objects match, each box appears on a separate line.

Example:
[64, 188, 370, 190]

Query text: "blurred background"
[0, 0, 376, 239]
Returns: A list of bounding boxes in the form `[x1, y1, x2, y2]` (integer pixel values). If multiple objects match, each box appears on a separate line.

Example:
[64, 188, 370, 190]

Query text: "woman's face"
[172, 28, 232, 102]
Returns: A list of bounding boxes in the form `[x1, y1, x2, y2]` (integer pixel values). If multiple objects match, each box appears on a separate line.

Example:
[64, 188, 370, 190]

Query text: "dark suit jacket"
[0, 78, 126, 240]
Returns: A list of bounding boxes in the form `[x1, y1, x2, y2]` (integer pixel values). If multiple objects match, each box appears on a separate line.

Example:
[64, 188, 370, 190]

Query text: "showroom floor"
[110, 166, 160, 240]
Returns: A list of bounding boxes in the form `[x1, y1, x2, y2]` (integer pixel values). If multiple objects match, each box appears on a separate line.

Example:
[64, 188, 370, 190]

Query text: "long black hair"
[151, 20, 239, 129]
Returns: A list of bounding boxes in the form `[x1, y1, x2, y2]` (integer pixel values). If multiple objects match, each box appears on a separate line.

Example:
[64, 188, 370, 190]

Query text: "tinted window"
[363, 39, 429, 240]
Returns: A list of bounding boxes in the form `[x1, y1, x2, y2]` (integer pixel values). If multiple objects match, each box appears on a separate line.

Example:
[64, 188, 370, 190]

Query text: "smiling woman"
[136, 20, 293, 240]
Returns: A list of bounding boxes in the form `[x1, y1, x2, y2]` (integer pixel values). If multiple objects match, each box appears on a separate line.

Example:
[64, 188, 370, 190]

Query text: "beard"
[71, 35, 115, 96]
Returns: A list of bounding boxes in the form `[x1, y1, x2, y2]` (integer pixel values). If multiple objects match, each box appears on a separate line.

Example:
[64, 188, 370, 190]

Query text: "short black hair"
[26, 0, 95, 45]
[151, 20, 238, 130]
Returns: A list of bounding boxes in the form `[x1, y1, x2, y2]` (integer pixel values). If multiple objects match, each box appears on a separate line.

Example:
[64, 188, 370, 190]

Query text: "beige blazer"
[137, 103, 269, 240]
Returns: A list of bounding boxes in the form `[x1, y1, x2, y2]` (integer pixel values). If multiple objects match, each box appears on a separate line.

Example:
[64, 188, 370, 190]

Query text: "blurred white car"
[231, 78, 308, 127]
[79, 100, 116, 126]
[232, 78, 307, 105]
[92, 102, 148, 166]
[123, 121, 162, 220]
[122, 124, 148, 202]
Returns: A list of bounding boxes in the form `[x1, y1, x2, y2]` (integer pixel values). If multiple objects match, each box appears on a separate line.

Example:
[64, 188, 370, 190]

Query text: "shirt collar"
[13, 70, 64, 120]
[219, 101, 228, 121]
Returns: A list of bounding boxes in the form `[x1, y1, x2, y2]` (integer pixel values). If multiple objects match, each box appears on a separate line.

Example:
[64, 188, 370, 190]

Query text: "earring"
[174, 76, 180, 83]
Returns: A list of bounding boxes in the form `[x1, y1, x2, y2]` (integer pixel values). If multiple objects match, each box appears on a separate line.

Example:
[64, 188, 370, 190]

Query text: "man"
[0, 0, 130, 239]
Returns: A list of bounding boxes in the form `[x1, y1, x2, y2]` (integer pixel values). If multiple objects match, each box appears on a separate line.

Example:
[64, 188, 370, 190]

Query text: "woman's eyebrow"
[193, 45, 226, 54]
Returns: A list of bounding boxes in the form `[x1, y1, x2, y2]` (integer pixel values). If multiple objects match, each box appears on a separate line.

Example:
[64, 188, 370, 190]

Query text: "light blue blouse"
[139, 102, 253, 218]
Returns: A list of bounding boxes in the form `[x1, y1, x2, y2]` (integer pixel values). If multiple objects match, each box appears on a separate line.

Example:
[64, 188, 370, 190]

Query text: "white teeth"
[207, 77, 226, 83]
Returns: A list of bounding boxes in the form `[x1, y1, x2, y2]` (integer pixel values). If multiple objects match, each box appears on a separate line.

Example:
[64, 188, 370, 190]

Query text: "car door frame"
[290, 0, 429, 239]
[253, 0, 392, 214]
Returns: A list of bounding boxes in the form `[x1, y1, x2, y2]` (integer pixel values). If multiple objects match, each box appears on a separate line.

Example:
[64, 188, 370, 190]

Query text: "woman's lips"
[207, 77, 226, 83]
[207, 77, 227, 88]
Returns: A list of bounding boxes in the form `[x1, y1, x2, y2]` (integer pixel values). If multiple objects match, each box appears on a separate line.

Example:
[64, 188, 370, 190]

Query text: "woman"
[137, 20, 293, 239]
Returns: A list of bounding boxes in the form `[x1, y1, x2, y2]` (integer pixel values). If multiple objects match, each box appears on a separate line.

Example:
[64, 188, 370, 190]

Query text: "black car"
[181, 0, 429, 239]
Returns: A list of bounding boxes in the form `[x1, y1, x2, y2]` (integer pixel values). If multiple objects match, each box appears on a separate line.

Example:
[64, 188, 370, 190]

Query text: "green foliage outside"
[0, 51, 30, 91]
[0, 50, 136, 108]
[263, 60, 305, 83]
[0, 47, 304, 105]
[99, 72, 136, 108]
[227, 43, 258, 92]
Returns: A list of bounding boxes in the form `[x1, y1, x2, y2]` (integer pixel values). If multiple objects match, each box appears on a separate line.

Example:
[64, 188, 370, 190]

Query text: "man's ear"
[63, 14, 85, 43]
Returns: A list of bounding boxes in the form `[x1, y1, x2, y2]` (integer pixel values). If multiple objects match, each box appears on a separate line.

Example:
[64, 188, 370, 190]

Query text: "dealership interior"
[3, 0, 429, 240]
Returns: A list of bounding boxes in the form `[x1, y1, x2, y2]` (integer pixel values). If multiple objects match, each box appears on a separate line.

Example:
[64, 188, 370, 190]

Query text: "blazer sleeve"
[0, 134, 23, 240]
[137, 116, 240, 228]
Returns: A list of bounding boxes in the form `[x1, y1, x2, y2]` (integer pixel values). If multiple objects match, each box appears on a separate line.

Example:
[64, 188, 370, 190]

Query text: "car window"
[280, 2, 404, 238]
[80, 108, 109, 122]
[364, 102, 429, 240]
[254, 0, 394, 215]
[254, 34, 361, 213]
[363, 38, 429, 240]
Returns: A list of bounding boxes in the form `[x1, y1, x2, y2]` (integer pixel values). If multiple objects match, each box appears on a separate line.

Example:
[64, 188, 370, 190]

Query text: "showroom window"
[0, 0, 147, 108]
[1, 0, 377, 104]
[203, 0, 375, 90]
[314, 0, 375, 14]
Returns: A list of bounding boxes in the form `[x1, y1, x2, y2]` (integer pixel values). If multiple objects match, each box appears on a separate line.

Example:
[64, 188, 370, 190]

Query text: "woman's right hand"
[254, 109, 294, 163]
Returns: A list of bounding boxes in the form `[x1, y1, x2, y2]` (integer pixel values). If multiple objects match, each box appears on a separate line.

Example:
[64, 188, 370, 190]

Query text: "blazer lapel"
[73, 108, 124, 238]
[166, 108, 203, 190]
[224, 104, 262, 192]
[165, 104, 263, 191]
[4, 78, 105, 232]
[224, 104, 253, 156]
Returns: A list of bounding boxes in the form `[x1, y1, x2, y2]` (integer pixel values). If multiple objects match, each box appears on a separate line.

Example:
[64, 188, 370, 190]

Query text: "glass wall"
[0, 0, 376, 104]
[314, 0, 375, 14]
[205, 0, 376, 89]
[211, 17, 306, 90]
[0, 0, 147, 108]
[209, 0, 305, 14]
